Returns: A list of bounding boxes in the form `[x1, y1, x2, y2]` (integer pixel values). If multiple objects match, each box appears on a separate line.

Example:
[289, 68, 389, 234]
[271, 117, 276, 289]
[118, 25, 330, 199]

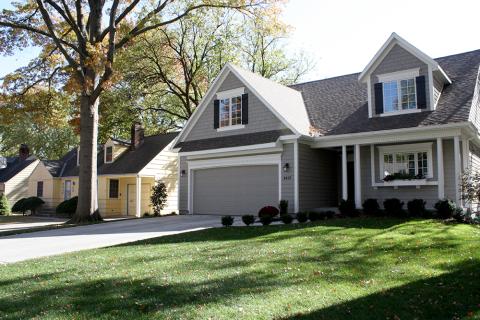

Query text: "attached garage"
[192, 165, 279, 215]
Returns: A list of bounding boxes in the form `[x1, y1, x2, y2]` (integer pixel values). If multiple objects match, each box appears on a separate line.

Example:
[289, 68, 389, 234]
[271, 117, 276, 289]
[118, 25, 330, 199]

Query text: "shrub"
[221, 215, 234, 227]
[407, 199, 426, 217]
[23, 197, 45, 215]
[324, 211, 335, 219]
[308, 211, 321, 222]
[383, 198, 404, 217]
[258, 206, 279, 218]
[362, 198, 380, 216]
[56, 196, 78, 216]
[434, 199, 456, 219]
[280, 214, 293, 224]
[453, 207, 465, 222]
[12, 198, 28, 215]
[296, 212, 308, 223]
[259, 216, 273, 226]
[0, 194, 11, 216]
[422, 209, 436, 219]
[151, 182, 168, 216]
[279, 200, 288, 215]
[339, 199, 358, 217]
[241, 214, 255, 226]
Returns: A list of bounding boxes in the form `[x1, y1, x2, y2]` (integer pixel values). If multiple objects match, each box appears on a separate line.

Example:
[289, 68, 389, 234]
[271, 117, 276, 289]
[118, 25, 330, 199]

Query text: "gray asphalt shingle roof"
[176, 130, 289, 152]
[290, 49, 480, 135]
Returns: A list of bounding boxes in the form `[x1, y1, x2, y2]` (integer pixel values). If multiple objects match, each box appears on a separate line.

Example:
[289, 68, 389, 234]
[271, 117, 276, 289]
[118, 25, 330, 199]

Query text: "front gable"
[359, 33, 451, 118]
[183, 71, 291, 142]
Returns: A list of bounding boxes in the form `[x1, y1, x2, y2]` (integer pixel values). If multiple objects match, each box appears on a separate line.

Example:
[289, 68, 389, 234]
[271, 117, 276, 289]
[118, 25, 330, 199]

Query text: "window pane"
[396, 153, 408, 174]
[383, 153, 394, 176]
[400, 78, 416, 109]
[231, 96, 242, 125]
[109, 179, 119, 198]
[383, 81, 398, 112]
[219, 98, 230, 127]
[37, 181, 43, 197]
[106, 146, 113, 162]
[417, 152, 428, 177]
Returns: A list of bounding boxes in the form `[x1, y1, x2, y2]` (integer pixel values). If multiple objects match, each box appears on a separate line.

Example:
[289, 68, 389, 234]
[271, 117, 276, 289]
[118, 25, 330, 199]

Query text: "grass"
[0, 218, 479, 319]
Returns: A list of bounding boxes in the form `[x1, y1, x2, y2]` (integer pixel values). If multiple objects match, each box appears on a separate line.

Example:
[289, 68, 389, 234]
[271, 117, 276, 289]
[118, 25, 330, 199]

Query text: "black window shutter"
[241, 93, 248, 125]
[213, 99, 219, 129]
[374, 82, 384, 114]
[416, 76, 427, 109]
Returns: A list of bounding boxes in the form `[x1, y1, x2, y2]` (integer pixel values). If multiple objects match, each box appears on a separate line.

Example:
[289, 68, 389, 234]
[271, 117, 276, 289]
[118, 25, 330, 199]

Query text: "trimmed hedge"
[12, 197, 44, 215]
[56, 196, 78, 216]
[362, 198, 380, 216]
[241, 215, 255, 226]
[383, 198, 404, 217]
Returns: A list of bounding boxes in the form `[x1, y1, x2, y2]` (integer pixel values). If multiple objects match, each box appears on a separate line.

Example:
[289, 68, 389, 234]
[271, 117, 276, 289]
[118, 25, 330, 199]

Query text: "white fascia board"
[216, 87, 245, 99]
[312, 122, 470, 148]
[227, 65, 301, 135]
[359, 33, 439, 83]
[179, 142, 281, 157]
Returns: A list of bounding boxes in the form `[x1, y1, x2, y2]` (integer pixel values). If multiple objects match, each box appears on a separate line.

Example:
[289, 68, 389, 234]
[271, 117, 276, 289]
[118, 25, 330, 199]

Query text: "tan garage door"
[193, 165, 278, 215]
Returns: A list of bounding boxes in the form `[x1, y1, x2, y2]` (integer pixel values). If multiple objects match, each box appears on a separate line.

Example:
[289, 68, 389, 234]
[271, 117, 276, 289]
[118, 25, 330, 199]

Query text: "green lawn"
[0, 218, 479, 320]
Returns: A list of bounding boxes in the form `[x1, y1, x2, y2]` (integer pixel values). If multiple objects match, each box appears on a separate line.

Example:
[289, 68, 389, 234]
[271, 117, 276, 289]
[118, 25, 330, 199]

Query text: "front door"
[64, 180, 72, 200]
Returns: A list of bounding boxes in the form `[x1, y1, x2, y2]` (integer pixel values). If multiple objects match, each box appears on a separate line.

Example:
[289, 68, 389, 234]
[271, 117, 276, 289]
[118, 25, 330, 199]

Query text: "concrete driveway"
[0, 215, 221, 264]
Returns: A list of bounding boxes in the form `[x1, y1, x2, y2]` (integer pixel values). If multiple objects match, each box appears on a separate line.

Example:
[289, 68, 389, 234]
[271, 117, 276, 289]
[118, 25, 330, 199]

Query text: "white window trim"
[104, 146, 113, 164]
[216, 88, 245, 131]
[377, 68, 420, 82]
[216, 87, 244, 99]
[216, 124, 245, 132]
[378, 142, 433, 180]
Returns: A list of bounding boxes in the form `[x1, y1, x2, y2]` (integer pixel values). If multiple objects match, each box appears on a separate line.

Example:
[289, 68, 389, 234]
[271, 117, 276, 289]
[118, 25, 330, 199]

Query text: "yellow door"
[127, 183, 151, 216]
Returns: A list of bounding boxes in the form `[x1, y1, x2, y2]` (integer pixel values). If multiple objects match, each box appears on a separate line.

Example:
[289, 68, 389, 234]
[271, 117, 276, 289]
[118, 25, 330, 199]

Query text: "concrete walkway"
[0, 216, 67, 232]
[0, 215, 221, 264]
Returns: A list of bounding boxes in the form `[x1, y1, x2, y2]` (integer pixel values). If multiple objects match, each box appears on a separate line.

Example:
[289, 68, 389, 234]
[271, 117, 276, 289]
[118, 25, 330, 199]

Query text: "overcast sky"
[1, 0, 479, 81]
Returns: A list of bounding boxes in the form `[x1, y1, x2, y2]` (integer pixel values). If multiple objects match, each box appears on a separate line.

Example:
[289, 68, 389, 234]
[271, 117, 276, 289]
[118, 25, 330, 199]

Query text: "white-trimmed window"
[219, 96, 242, 128]
[378, 143, 433, 179]
[105, 146, 113, 163]
[216, 87, 245, 130]
[378, 68, 419, 114]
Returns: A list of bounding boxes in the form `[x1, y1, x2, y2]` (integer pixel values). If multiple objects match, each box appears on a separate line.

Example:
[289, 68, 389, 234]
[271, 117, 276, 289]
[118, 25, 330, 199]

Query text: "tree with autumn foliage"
[0, 0, 277, 223]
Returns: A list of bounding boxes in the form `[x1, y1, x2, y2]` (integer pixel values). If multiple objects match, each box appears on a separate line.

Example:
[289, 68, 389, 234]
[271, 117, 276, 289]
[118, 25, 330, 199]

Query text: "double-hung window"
[378, 68, 420, 114]
[379, 143, 433, 180]
[105, 146, 113, 163]
[109, 179, 119, 199]
[37, 181, 44, 198]
[219, 95, 242, 128]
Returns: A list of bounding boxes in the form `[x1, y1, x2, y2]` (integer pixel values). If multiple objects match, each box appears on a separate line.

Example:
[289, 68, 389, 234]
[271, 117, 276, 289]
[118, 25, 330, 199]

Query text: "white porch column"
[462, 139, 470, 208]
[135, 175, 142, 217]
[454, 136, 461, 206]
[437, 138, 445, 200]
[293, 141, 299, 213]
[354, 144, 362, 208]
[341, 145, 348, 200]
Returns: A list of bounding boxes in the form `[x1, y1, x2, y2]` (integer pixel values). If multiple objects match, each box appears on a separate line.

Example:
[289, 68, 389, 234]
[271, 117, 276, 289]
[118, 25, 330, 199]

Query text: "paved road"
[0, 215, 220, 264]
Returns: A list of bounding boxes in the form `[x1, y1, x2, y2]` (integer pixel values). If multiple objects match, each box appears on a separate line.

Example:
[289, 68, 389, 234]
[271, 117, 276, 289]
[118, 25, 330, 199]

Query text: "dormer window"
[374, 68, 426, 116]
[383, 78, 416, 112]
[213, 87, 248, 131]
[105, 146, 113, 163]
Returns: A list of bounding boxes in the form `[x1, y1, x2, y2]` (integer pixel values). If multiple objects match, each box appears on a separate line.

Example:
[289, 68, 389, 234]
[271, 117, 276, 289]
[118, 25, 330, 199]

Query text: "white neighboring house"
[0, 144, 39, 209]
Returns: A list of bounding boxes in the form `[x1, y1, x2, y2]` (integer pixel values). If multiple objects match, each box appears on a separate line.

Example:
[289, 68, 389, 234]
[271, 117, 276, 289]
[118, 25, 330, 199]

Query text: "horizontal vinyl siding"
[28, 163, 55, 212]
[179, 156, 188, 213]
[184, 72, 289, 141]
[298, 144, 337, 211]
[5, 160, 39, 208]
[469, 145, 480, 211]
[140, 148, 179, 214]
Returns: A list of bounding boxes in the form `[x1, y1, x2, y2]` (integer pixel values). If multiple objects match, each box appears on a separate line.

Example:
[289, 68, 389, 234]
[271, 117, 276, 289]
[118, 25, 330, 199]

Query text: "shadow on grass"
[284, 259, 480, 320]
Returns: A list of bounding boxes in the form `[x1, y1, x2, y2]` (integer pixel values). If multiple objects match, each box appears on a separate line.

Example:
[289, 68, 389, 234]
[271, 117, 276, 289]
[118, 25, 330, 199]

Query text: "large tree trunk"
[69, 93, 102, 223]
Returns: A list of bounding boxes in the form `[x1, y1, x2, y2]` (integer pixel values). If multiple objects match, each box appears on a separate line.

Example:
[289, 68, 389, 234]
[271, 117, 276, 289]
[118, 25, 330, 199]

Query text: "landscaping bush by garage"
[221, 215, 234, 227]
[241, 215, 255, 226]
[258, 206, 279, 219]
[56, 196, 78, 216]
[296, 212, 308, 223]
[280, 214, 293, 224]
